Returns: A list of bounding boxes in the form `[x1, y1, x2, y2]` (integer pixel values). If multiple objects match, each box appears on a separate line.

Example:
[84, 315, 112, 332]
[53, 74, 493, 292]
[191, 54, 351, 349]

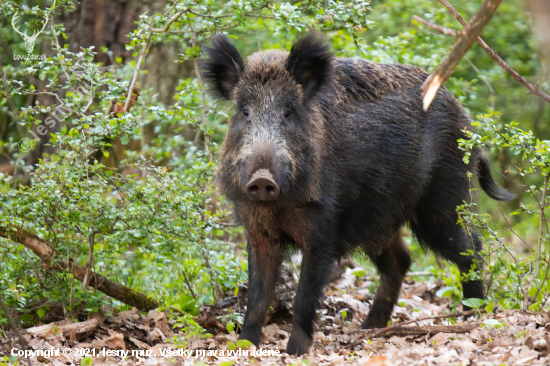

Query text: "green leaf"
[351, 267, 366, 278]
[227, 341, 236, 350]
[81, 356, 93, 366]
[485, 302, 495, 314]
[462, 298, 485, 309]
[220, 361, 234, 366]
[483, 319, 502, 328]
[36, 307, 46, 318]
[102, 150, 109, 158]
[121, 135, 130, 145]
[226, 320, 235, 333]
[436, 286, 457, 298]
[236, 339, 253, 349]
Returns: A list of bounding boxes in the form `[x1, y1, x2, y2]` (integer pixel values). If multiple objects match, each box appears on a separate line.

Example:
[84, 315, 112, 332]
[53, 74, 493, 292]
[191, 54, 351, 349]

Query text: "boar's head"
[201, 33, 333, 205]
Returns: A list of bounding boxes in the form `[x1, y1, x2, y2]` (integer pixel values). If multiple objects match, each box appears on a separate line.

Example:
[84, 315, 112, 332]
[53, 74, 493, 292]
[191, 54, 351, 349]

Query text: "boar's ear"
[200, 34, 245, 101]
[286, 33, 333, 101]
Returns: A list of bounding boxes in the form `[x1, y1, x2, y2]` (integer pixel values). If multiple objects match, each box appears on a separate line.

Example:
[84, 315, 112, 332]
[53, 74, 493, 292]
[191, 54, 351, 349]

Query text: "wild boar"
[200, 33, 513, 355]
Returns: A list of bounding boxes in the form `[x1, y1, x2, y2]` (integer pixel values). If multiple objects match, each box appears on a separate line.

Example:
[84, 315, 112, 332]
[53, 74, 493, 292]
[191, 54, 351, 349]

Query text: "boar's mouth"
[245, 169, 280, 201]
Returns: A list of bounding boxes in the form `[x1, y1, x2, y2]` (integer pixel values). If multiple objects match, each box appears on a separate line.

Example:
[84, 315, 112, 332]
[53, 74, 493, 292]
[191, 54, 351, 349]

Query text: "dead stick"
[368, 309, 484, 338]
[436, 0, 550, 104]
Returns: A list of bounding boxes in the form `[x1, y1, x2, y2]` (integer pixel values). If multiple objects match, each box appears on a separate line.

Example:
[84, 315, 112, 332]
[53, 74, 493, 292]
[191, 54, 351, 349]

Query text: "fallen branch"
[421, 0, 502, 110]
[342, 323, 479, 349]
[368, 309, 485, 338]
[435, 0, 550, 104]
[367, 323, 478, 338]
[0, 226, 159, 310]
[23, 318, 99, 339]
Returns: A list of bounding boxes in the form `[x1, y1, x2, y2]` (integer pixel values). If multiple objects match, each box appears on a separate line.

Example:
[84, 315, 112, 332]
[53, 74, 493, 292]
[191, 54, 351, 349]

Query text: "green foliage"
[0, 0, 548, 340]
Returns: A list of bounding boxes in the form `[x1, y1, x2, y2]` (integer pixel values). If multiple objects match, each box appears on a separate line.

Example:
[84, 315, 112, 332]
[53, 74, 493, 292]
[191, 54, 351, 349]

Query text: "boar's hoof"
[245, 169, 280, 201]
[286, 327, 312, 356]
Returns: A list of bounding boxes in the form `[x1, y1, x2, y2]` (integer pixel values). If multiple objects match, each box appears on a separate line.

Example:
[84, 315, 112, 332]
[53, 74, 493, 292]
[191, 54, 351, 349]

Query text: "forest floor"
[2, 265, 550, 366]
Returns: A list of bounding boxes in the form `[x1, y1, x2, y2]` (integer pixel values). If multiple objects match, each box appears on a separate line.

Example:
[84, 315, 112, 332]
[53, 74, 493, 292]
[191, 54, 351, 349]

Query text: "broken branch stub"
[421, 0, 503, 111]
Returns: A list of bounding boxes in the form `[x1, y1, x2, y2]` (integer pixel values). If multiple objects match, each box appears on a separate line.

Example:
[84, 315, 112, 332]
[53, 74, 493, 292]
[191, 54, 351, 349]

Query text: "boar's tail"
[477, 155, 515, 201]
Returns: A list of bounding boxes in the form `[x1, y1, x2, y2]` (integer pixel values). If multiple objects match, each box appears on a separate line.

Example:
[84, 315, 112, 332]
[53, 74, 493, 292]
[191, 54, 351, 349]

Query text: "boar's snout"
[245, 169, 280, 201]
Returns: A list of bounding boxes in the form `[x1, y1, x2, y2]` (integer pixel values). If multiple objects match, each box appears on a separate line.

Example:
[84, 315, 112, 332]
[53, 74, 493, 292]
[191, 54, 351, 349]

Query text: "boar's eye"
[243, 108, 249, 117]
[284, 109, 291, 119]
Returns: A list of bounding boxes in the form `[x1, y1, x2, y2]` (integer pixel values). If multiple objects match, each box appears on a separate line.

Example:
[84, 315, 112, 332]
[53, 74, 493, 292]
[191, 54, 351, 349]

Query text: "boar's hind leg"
[362, 235, 411, 329]
[286, 245, 337, 356]
[411, 201, 485, 309]
[239, 238, 282, 346]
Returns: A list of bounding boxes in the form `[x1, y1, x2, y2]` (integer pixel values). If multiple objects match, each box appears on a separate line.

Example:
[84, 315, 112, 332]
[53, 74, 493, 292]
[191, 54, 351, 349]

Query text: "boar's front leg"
[239, 236, 281, 346]
[286, 243, 336, 356]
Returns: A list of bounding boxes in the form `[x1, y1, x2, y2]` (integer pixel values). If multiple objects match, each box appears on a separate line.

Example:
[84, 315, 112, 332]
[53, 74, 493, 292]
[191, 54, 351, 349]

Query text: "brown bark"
[421, 0, 503, 110]
[23, 318, 99, 338]
[367, 323, 479, 338]
[436, 0, 550, 104]
[0, 226, 159, 310]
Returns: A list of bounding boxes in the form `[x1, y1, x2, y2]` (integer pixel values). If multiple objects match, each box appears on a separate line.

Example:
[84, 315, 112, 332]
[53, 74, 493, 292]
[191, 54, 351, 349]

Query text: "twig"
[535, 176, 548, 278]
[343, 323, 479, 348]
[525, 175, 549, 308]
[436, 0, 550, 104]
[464, 56, 495, 110]
[81, 229, 95, 291]
[421, 0, 503, 110]
[124, 31, 152, 112]
[500, 208, 532, 251]
[82, 80, 94, 114]
[124, 10, 186, 112]
[181, 269, 196, 299]
[363, 309, 484, 337]
[190, 22, 212, 160]
[412, 15, 457, 37]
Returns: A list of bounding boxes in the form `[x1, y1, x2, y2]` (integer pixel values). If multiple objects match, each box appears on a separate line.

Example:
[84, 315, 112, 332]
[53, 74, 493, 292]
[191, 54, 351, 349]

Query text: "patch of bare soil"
[2, 265, 550, 365]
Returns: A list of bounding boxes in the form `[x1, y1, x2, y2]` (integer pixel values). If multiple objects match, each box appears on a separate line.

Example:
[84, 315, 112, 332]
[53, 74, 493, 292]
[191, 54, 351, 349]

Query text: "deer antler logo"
[12, 12, 49, 54]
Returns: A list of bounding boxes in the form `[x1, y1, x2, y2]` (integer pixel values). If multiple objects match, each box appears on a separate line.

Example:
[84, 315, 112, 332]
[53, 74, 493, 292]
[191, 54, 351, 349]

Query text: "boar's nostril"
[245, 169, 280, 201]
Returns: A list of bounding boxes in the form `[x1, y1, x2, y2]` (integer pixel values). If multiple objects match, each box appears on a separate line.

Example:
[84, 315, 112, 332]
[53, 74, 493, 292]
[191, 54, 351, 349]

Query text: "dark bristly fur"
[200, 33, 514, 356]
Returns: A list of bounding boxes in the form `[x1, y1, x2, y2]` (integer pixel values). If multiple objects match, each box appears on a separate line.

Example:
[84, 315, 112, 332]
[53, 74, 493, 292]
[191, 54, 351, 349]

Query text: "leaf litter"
[2, 264, 550, 365]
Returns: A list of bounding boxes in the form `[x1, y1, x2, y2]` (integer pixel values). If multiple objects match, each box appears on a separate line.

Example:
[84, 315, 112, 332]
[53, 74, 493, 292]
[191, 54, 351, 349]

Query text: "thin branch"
[150, 10, 186, 33]
[421, 0, 503, 110]
[464, 56, 495, 110]
[123, 31, 152, 112]
[191, 22, 212, 160]
[412, 15, 457, 37]
[124, 10, 187, 111]
[500, 208, 532, 251]
[81, 229, 95, 291]
[82, 80, 94, 114]
[181, 269, 196, 299]
[436, 0, 550, 104]
[536, 176, 549, 277]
